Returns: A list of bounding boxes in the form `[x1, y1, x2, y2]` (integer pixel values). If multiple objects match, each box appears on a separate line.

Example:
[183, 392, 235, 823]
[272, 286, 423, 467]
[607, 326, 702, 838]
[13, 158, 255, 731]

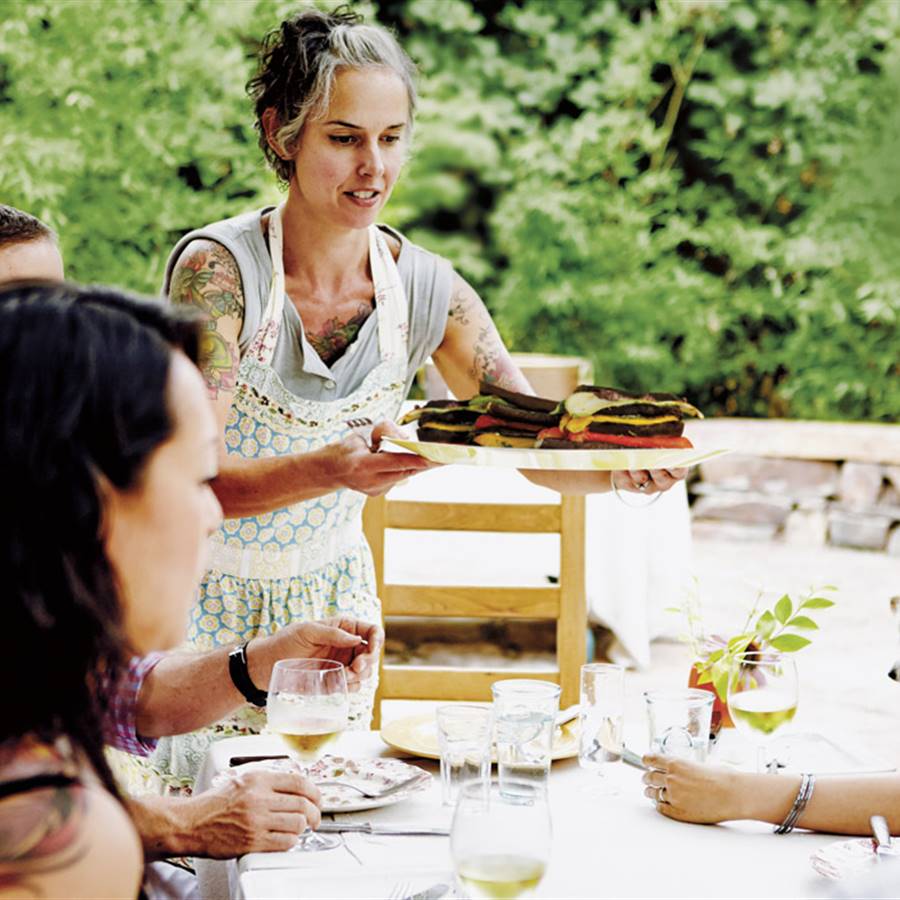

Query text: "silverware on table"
[622, 746, 648, 770]
[555, 704, 580, 728]
[871, 815, 898, 858]
[317, 772, 425, 800]
[318, 822, 450, 836]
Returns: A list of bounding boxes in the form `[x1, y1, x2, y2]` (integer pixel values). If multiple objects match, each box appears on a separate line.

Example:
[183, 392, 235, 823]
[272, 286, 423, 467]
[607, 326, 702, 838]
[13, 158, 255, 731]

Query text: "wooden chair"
[364, 491, 586, 728]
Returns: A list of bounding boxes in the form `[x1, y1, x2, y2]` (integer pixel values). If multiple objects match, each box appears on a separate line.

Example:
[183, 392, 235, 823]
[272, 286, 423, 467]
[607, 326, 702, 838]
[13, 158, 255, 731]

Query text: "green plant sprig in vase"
[679, 586, 837, 735]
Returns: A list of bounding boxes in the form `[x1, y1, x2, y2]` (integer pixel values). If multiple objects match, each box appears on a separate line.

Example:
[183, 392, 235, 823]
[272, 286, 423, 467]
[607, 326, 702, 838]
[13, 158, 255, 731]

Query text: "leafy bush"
[2, 0, 897, 420]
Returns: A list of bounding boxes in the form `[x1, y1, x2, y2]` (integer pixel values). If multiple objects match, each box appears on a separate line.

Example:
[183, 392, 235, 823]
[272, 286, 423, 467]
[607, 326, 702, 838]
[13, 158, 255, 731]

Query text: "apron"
[143, 207, 409, 791]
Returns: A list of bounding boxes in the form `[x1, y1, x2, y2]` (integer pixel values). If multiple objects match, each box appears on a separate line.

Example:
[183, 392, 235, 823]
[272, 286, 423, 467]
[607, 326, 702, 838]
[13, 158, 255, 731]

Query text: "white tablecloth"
[196, 732, 837, 900]
[384, 465, 692, 668]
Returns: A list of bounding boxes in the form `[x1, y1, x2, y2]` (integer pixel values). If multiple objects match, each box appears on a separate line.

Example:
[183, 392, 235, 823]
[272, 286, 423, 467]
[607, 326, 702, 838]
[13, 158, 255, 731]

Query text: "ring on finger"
[638, 481, 650, 492]
[657, 785, 669, 805]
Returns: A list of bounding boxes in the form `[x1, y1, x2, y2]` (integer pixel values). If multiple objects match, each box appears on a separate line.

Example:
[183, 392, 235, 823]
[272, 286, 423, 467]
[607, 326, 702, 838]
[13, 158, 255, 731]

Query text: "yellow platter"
[382, 438, 731, 472]
[380, 712, 579, 762]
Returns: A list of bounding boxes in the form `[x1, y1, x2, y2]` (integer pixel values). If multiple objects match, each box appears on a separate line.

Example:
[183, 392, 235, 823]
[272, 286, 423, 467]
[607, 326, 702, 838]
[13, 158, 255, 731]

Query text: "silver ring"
[658, 785, 669, 804]
[639, 481, 650, 492]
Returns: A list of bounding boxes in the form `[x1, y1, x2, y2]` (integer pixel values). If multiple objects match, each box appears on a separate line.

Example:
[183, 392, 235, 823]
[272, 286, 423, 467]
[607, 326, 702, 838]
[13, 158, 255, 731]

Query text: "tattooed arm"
[432, 273, 685, 495]
[169, 241, 431, 517]
[431, 272, 532, 399]
[0, 742, 141, 899]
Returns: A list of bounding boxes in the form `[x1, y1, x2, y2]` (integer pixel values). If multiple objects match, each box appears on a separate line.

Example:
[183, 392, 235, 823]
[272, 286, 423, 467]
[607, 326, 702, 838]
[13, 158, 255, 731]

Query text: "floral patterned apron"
[145, 206, 409, 790]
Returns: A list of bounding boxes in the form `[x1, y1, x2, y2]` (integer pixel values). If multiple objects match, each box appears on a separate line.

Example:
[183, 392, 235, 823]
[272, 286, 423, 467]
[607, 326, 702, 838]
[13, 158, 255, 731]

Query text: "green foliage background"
[2, 0, 898, 420]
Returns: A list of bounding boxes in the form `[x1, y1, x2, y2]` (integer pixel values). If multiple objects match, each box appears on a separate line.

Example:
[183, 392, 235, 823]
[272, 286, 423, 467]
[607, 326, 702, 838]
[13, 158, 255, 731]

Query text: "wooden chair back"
[364, 492, 586, 728]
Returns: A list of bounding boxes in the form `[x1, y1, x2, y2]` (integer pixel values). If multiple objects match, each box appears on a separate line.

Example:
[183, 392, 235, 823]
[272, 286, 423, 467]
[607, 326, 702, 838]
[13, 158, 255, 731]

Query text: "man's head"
[0, 205, 65, 283]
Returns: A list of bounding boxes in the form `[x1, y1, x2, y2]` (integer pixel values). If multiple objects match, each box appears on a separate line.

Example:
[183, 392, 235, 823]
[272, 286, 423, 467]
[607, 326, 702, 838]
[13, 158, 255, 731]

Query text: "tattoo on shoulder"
[0, 778, 88, 891]
[170, 240, 242, 400]
[171, 240, 244, 320]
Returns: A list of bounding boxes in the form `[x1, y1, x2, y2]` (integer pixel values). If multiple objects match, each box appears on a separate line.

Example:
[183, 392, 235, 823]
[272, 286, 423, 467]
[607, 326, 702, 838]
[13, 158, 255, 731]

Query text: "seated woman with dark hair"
[0, 282, 319, 897]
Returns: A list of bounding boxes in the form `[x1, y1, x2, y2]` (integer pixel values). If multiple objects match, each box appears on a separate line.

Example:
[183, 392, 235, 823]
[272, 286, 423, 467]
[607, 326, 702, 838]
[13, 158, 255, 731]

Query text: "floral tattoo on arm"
[170, 240, 243, 400]
[448, 279, 521, 390]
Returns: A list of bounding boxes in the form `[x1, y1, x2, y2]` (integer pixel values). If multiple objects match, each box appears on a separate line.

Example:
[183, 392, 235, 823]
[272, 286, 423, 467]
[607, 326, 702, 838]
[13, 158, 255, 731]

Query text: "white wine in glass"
[727, 653, 798, 773]
[452, 781, 550, 900]
[267, 659, 349, 851]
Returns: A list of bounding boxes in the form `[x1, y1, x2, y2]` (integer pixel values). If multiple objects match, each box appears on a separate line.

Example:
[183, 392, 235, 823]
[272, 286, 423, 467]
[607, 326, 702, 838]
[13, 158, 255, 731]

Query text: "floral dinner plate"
[214, 755, 431, 814]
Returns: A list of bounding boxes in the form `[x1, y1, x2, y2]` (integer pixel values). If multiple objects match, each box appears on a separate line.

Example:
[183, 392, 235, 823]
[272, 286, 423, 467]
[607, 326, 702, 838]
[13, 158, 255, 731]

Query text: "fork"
[317, 773, 423, 799]
[345, 416, 373, 429]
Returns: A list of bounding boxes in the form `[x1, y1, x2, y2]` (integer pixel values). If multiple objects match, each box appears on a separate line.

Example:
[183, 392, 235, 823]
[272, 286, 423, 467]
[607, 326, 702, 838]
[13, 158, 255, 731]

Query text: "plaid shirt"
[102, 652, 165, 756]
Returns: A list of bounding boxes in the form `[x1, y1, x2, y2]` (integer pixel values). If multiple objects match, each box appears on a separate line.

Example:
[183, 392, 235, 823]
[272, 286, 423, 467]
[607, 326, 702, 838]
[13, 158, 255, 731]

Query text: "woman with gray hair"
[154, 5, 685, 789]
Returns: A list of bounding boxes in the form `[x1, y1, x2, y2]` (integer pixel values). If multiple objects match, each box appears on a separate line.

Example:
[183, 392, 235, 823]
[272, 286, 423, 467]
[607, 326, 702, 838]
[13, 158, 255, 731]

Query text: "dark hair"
[0, 204, 57, 248]
[247, 5, 417, 184]
[0, 282, 203, 797]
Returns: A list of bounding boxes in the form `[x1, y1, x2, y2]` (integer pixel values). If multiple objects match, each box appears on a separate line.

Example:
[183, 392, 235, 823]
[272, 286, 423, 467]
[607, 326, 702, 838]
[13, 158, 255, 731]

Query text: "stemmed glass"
[266, 658, 349, 851]
[578, 663, 625, 796]
[726, 652, 798, 773]
[451, 781, 551, 900]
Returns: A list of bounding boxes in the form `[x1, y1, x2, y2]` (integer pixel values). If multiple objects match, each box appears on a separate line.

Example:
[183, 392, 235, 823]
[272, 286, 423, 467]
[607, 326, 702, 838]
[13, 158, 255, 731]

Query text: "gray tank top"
[163, 207, 453, 401]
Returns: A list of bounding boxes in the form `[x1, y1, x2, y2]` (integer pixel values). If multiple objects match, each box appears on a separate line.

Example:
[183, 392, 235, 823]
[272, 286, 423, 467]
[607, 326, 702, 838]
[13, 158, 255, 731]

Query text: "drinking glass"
[578, 663, 624, 796]
[491, 680, 560, 802]
[451, 781, 551, 900]
[727, 652, 798, 773]
[644, 689, 714, 762]
[266, 658, 349, 851]
[436, 704, 492, 806]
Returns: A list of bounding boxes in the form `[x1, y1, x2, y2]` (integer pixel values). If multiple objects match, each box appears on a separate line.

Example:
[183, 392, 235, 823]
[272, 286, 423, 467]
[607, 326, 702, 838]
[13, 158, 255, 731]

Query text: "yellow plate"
[380, 712, 579, 762]
[382, 438, 731, 472]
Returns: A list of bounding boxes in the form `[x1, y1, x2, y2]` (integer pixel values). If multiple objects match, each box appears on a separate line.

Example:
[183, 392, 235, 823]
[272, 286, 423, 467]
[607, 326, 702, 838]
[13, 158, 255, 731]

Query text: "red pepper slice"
[567, 431, 693, 449]
[473, 415, 542, 433]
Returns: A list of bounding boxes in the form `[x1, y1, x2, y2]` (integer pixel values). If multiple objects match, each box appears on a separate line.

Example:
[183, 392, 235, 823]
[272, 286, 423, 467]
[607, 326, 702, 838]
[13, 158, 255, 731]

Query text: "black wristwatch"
[228, 641, 268, 707]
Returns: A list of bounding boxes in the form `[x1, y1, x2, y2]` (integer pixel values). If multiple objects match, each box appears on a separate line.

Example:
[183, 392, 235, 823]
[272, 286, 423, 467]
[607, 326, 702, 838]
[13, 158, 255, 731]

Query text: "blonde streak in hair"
[274, 22, 418, 157]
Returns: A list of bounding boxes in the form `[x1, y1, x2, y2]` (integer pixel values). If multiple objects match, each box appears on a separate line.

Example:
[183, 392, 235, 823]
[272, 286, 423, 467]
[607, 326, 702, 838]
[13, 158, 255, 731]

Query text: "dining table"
[193, 727, 854, 900]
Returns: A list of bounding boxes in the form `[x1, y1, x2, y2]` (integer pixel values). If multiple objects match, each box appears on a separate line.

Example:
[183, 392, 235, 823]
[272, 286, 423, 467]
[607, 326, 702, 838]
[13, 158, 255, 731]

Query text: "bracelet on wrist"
[774, 772, 815, 834]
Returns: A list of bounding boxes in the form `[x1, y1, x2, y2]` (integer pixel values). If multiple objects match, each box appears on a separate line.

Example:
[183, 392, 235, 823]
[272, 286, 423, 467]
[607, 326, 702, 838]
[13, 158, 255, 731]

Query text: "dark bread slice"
[416, 426, 472, 444]
[586, 419, 684, 437]
[479, 381, 559, 413]
[482, 398, 559, 426]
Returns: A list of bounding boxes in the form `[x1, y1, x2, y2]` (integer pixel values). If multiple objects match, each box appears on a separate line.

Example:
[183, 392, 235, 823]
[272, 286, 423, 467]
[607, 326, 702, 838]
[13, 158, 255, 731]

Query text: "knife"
[622, 746, 648, 770]
[318, 822, 449, 836]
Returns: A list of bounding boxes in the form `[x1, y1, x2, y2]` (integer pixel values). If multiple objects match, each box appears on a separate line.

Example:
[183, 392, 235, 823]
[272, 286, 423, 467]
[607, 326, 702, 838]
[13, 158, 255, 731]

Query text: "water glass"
[491, 679, 560, 801]
[451, 781, 551, 900]
[436, 704, 492, 806]
[644, 689, 714, 762]
[578, 663, 625, 795]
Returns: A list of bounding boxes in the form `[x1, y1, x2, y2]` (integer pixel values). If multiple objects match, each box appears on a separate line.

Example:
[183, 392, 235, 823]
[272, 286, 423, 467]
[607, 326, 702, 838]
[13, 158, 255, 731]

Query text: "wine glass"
[451, 780, 551, 900]
[726, 652, 798, 773]
[266, 658, 349, 851]
[578, 663, 624, 796]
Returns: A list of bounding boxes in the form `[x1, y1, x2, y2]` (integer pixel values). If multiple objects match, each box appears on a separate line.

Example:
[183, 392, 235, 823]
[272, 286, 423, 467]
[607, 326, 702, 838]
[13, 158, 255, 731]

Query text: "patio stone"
[692, 493, 792, 526]
[828, 509, 892, 550]
[698, 454, 838, 496]
[888, 525, 900, 558]
[784, 507, 828, 546]
[839, 461, 884, 509]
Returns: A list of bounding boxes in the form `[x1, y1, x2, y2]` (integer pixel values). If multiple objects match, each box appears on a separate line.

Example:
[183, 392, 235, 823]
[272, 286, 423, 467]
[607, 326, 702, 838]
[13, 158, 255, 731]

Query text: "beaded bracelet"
[774, 772, 816, 834]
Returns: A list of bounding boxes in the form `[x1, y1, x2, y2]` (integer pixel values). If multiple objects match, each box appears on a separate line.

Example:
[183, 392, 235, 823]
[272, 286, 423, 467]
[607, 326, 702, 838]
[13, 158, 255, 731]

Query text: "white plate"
[214, 755, 431, 814]
[383, 437, 731, 471]
[810, 837, 886, 880]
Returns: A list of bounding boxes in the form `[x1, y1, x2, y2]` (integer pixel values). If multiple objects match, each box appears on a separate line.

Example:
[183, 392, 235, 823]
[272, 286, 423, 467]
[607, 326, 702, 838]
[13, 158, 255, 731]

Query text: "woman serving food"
[158, 6, 687, 783]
